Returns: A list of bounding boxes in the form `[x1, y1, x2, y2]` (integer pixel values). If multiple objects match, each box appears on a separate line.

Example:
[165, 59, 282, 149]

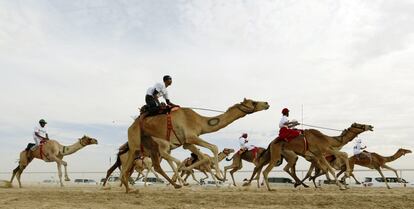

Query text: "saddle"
[139, 105, 180, 118]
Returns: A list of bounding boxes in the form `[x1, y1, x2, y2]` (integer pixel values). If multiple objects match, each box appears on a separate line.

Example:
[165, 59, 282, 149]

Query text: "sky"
[1, 0, 414, 181]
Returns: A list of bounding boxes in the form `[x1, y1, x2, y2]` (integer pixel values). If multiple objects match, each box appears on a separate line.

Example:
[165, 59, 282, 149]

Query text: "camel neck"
[200, 106, 246, 134]
[217, 152, 227, 162]
[385, 150, 404, 163]
[60, 140, 84, 156]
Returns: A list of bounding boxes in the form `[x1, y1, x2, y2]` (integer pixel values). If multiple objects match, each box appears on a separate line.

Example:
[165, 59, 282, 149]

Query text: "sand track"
[1, 185, 413, 209]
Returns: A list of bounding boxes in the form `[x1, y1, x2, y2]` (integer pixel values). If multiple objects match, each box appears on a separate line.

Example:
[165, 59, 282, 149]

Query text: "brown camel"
[224, 148, 304, 188]
[176, 148, 235, 186]
[334, 148, 412, 189]
[121, 98, 269, 192]
[102, 143, 160, 187]
[244, 123, 373, 191]
[10, 135, 98, 188]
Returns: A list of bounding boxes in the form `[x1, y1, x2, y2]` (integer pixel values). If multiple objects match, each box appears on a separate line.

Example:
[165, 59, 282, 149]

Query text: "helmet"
[39, 119, 47, 124]
[163, 75, 172, 81]
[241, 133, 248, 138]
[282, 108, 289, 114]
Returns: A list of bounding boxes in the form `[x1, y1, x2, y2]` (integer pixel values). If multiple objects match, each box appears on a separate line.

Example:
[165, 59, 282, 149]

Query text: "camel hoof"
[65, 178, 71, 182]
[174, 184, 182, 189]
[242, 182, 251, 187]
[303, 184, 309, 188]
[183, 182, 189, 186]
[294, 183, 300, 188]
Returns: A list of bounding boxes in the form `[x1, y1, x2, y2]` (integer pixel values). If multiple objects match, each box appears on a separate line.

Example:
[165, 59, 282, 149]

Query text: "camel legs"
[102, 160, 120, 187]
[47, 155, 67, 187]
[150, 167, 160, 180]
[55, 163, 63, 187]
[152, 137, 185, 186]
[229, 167, 241, 187]
[262, 144, 283, 191]
[376, 168, 391, 189]
[381, 164, 401, 182]
[181, 144, 210, 170]
[11, 165, 27, 188]
[15, 166, 26, 188]
[224, 159, 242, 186]
[135, 170, 144, 182]
[317, 154, 346, 190]
[282, 150, 309, 188]
[121, 123, 141, 193]
[62, 157, 70, 181]
[149, 149, 182, 189]
[190, 171, 199, 184]
[186, 137, 223, 180]
[144, 169, 150, 187]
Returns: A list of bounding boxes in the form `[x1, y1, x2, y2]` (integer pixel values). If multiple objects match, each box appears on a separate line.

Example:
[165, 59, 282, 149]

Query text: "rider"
[238, 133, 258, 161]
[24, 119, 49, 158]
[353, 138, 369, 160]
[144, 75, 178, 116]
[278, 108, 301, 141]
[239, 133, 255, 151]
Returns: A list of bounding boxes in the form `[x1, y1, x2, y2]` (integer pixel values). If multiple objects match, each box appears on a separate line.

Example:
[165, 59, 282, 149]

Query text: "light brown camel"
[103, 148, 160, 187]
[102, 140, 166, 187]
[176, 148, 235, 186]
[334, 148, 412, 189]
[244, 123, 373, 191]
[121, 98, 269, 192]
[10, 135, 98, 188]
[224, 148, 265, 187]
[134, 156, 160, 186]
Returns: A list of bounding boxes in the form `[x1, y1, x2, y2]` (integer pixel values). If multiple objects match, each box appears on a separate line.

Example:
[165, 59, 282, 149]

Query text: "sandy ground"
[1, 184, 413, 209]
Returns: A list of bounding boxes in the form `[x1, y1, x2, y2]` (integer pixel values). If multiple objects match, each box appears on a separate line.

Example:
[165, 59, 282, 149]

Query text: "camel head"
[398, 148, 412, 156]
[235, 98, 269, 114]
[222, 148, 235, 156]
[349, 123, 374, 133]
[79, 135, 98, 146]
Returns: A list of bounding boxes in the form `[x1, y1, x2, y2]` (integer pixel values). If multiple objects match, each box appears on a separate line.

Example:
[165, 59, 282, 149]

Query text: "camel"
[121, 98, 270, 192]
[224, 148, 265, 187]
[176, 148, 235, 186]
[244, 123, 373, 191]
[10, 135, 98, 188]
[333, 148, 412, 189]
[224, 147, 303, 188]
[102, 143, 160, 187]
[134, 156, 160, 186]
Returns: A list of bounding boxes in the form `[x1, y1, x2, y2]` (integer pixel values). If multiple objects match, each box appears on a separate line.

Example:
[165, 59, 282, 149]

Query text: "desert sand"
[1, 183, 413, 209]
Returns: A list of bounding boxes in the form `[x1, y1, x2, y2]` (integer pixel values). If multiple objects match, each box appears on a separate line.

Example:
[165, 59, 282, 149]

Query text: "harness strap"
[166, 114, 179, 142]
[303, 136, 309, 154]
[39, 140, 47, 160]
[138, 118, 146, 156]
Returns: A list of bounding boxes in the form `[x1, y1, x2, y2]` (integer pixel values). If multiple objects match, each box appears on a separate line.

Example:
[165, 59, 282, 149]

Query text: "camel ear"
[243, 98, 247, 102]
